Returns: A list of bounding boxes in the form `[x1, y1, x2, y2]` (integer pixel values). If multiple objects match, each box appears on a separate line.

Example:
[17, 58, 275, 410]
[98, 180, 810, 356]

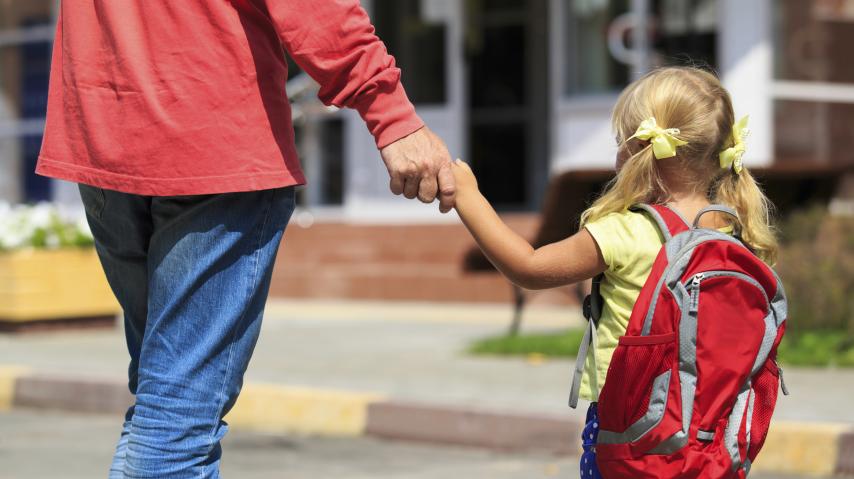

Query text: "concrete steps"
[269, 215, 577, 305]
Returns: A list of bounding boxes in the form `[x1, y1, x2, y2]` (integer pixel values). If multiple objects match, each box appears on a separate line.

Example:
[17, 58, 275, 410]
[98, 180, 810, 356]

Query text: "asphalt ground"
[0, 408, 819, 479]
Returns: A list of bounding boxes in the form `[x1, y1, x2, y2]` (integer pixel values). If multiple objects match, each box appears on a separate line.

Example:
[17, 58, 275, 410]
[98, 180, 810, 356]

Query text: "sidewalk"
[1, 299, 853, 476]
[0, 408, 816, 479]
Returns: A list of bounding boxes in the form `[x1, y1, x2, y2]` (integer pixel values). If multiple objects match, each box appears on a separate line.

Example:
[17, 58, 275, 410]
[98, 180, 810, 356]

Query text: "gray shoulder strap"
[569, 274, 604, 409]
[630, 204, 673, 242]
[692, 205, 742, 235]
[662, 205, 691, 228]
[568, 317, 598, 409]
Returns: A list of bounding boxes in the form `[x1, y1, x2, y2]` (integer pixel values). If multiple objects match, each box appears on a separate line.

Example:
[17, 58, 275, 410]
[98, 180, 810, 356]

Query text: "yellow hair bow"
[719, 115, 750, 175]
[628, 117, 688, 159]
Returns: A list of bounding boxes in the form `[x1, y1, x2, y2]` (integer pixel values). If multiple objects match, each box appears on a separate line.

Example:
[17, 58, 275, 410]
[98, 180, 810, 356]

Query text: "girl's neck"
[667, 190, 709, 207]
[658, 165, 715, 226]
[665, 190, 719, 228]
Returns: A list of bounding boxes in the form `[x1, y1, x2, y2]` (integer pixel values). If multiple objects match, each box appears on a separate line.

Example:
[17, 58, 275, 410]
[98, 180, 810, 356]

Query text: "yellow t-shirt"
[579, 210, 665, 401]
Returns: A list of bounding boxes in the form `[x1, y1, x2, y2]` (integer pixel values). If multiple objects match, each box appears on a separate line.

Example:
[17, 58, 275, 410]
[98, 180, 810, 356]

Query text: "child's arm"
[451, 160, 606, 290]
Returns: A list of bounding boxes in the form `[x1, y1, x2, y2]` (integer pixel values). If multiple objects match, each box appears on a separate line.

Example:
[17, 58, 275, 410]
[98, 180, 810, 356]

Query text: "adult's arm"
[263, 0, 419, 147]
[263, 1, 456, 211]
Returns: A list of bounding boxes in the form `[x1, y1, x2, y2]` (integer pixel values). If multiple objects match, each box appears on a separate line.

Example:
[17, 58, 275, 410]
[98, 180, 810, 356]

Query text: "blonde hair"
[580, 67, 778, 264]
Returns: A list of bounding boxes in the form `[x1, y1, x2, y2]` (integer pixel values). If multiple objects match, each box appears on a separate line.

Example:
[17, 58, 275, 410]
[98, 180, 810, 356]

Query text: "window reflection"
[563, 0, 717, 97]
[564, 0, 630, 96]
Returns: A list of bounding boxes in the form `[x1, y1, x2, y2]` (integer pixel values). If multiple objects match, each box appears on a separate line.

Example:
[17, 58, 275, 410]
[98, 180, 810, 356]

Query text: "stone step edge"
[0, 366, 848, 477]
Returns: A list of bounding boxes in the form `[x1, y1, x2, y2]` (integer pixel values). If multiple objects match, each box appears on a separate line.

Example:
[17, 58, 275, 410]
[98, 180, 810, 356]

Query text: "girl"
[450, 66, 777, 478]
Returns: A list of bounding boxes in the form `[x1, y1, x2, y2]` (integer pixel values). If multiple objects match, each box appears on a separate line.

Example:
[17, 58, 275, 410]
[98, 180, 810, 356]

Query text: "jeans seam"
[94, 187, 107, 219]
[202, 188, 277, 478]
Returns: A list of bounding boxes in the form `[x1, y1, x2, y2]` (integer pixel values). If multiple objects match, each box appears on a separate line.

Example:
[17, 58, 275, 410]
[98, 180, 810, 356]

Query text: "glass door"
[465, 0, 550, 211]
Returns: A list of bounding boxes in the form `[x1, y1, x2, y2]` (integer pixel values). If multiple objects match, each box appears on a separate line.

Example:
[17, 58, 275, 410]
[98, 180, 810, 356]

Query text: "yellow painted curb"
[751, 421, 847, 476]
[0, 366, 30, 411]
[225, 383, 383, 436]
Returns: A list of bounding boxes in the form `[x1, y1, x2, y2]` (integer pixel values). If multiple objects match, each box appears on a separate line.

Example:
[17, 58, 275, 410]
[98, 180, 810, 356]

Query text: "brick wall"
[269, 214, 577, 305]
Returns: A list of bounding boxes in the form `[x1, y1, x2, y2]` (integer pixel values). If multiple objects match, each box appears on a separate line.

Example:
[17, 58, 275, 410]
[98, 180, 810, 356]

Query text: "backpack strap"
[569, 274, 603, 409]
[692, 204, 743, 237]
[630, 204, 690, 241]
[568, 204, 690, 409]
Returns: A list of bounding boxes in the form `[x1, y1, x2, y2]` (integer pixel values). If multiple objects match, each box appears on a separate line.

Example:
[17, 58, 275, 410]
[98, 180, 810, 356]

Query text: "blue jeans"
[79, 185, 296, 478]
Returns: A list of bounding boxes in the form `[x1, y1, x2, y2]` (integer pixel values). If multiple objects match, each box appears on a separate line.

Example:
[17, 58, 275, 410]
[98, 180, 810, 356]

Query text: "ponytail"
[713, 168, 778, 265]
[584, 66, 780, 266]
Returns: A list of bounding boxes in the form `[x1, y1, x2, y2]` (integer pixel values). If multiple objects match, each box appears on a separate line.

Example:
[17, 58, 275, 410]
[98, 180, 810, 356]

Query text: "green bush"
[776, 204, 854, 350]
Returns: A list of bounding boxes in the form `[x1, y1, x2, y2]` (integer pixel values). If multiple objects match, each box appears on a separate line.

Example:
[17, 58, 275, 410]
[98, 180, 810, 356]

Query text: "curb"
[2, 366, 851, 477]
[366, 400, 579, 455]
[0, 365, 30, 411]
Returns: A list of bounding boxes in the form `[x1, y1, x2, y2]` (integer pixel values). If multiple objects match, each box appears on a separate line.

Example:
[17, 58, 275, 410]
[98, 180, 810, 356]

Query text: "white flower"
[0, 202, 93, 251]
[76, 217, 93, 240]
[45, 231, 61, 249]
[29, 202, 56, 229]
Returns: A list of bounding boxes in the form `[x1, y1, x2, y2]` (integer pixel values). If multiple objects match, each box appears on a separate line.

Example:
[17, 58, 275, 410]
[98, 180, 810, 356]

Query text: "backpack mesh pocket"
[747, 359, 780, 462]
[598, 332, 677, 434]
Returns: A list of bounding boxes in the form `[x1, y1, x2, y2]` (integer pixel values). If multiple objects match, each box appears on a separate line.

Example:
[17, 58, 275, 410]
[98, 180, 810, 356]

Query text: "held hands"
[450, 159, 478, 202]
[380, 126, 456, 213]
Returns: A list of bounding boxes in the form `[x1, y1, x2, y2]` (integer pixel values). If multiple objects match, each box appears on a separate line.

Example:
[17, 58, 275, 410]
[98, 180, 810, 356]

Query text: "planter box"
[0, 248, 120, 329]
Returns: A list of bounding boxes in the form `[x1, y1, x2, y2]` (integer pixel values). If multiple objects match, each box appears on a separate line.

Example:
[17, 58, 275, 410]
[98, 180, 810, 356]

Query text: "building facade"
[1, 0, 851, 217]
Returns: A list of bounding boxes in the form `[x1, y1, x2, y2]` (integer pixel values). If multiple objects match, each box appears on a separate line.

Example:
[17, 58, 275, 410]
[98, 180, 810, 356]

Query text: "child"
[451, 66, 778, 478]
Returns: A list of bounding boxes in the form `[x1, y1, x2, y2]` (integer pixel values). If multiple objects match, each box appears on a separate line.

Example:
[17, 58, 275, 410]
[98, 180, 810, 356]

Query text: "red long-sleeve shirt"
[36, 0, 423, 196]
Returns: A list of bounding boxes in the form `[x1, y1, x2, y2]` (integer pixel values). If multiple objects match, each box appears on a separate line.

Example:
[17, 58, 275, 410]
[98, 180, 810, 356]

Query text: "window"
[774, 0, 854, 84]
[0, 2, 55, 203]
[562, 0, 717, 97]
[773, 0, 854, 166]
[654, 0, 717, 69]
[564, 0, 630, 96]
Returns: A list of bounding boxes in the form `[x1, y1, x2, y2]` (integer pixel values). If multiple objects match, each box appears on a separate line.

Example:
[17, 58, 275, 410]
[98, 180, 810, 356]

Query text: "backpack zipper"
[774, 359, 790, 396]
[685, 270, 769, 307]
[641, 231, 748, 335]
[689, 271, 788, 397]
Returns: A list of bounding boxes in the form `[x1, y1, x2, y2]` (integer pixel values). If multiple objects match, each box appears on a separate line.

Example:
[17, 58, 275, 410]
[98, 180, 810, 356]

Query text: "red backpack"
[569, 204, 788, 478]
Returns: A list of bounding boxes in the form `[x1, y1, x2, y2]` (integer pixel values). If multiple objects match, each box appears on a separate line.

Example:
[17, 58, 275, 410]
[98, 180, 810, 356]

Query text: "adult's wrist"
[354, 81, 424, 149]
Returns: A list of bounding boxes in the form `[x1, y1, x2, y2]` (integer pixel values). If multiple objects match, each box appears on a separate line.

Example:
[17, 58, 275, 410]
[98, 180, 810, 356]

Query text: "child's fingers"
[453, 158, 473, 173]
[437, 163, 456, 213]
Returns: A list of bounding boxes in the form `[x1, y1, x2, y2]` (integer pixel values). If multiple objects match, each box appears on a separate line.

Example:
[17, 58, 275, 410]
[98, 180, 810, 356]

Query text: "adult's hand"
[380, 126, 456, 213]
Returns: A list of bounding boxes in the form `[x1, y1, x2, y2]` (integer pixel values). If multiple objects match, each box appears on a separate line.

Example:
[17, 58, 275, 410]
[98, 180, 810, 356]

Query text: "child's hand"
[451, 159, 478, 197]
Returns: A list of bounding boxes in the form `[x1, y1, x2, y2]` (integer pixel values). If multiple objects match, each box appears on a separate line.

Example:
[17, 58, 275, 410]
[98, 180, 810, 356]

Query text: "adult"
[36, 2, 455, 478]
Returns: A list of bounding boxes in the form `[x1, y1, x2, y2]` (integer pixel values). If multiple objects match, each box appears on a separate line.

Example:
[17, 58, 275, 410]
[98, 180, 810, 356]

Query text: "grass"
[469, 328, 854, 367]
[468, 329, 586, 358]
[776, 330, 854, 367]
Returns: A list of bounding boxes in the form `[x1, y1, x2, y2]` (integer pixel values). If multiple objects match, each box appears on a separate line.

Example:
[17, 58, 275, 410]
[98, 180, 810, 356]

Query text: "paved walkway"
[0, 408, 815, 479]
[1, 299, 852, 425]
